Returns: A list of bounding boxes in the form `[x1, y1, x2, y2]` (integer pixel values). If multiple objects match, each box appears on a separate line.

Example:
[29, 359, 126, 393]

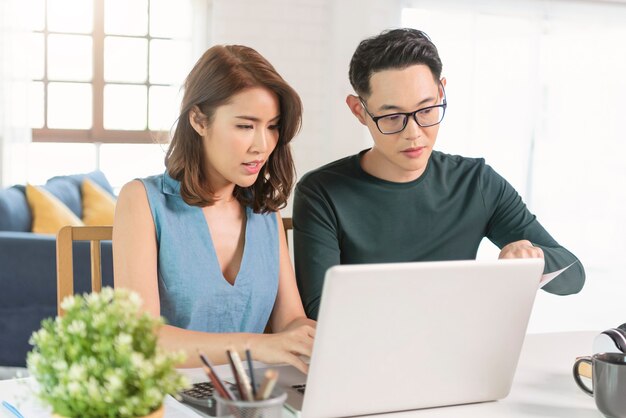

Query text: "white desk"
[0, 332, 601, 418]
[386, 331, 601, 418]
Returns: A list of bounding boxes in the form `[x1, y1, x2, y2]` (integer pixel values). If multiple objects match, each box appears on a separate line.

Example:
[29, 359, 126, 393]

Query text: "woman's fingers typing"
[250, 322, 315, 374]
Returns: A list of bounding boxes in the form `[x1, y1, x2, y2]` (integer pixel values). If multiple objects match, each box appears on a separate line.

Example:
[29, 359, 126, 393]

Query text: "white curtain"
[0, 0, 31, 187]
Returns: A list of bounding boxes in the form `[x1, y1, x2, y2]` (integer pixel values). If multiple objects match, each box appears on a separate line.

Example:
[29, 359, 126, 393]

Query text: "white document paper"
[539, 261, 578, 288]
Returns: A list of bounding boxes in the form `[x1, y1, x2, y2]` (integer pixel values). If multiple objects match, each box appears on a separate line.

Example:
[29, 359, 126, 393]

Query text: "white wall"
[210, 0, 401, 188]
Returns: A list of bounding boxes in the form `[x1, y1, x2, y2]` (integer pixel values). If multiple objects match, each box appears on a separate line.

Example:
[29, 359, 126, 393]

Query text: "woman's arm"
[113, 182, 314, 372]
[257, 212, 317, 372]
[113, 180, 160, 315]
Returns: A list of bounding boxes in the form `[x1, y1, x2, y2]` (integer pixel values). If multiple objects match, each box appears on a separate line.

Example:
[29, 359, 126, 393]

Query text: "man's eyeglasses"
[359, 85, 447, 135]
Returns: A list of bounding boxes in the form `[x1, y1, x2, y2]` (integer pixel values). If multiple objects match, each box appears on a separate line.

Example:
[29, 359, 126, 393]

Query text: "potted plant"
[27, 287, 189, 418]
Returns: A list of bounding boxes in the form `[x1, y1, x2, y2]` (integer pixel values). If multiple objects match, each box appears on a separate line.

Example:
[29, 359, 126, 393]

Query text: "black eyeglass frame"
[359, 83, 447, 135]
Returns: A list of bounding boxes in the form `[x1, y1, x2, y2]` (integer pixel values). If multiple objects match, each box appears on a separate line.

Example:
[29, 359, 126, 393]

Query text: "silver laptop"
[271, 258, 544, 418]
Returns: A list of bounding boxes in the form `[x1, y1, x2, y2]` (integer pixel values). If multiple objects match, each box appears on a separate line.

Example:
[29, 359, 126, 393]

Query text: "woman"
[113, 45, 315, 373]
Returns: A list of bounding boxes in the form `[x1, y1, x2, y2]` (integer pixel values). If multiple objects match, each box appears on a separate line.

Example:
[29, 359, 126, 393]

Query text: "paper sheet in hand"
[539, 261, 577, 288]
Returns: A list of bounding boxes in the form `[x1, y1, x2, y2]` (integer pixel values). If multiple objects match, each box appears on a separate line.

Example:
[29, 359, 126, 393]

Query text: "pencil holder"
[213, 389, 287, 418]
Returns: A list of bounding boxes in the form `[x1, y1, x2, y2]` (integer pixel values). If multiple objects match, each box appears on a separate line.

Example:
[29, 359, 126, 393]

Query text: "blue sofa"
[0, 171, 114, 367]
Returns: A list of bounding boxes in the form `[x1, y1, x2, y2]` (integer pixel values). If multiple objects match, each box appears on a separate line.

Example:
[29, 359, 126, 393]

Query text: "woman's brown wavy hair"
[165, 45, 302, 213]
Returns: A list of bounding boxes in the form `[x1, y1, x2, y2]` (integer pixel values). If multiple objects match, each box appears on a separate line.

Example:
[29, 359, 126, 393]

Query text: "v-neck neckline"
[199, 205, 250, 288]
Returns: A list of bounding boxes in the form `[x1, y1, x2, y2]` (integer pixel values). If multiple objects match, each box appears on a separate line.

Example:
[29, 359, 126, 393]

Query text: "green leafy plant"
[27, 287, 189, 418]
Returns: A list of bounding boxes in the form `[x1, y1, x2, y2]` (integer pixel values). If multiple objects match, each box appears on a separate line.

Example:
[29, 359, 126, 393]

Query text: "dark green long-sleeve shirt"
[293, 149, 585, 320]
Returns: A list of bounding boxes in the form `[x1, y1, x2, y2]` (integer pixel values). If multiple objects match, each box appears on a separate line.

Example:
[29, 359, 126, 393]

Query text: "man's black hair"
[349, 28, 443, 97]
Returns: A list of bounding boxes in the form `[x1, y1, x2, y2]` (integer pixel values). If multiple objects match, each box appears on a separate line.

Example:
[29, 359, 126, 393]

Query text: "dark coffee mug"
[573, 352, 626, 418]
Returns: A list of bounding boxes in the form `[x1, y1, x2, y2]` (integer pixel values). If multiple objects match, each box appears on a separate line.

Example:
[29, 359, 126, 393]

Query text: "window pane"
[105, 0, 148, 36]
[48, 34, 92, 81]
[150, 0, 192, 38]
[48, 0, 93, 34]
[149, 86, 180, 131]
[104, 36, 148, 83]
[104, 84, 147, 130]
[30, 0, 45, 31]
[30, 82, 45, 129]
[29, 33, 45, 80]
[48, 82, 92, 129]
[149, 39, 192, 85]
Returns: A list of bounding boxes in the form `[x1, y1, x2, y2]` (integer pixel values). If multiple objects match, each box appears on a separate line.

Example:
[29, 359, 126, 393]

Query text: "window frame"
[32, 0, 180, 144]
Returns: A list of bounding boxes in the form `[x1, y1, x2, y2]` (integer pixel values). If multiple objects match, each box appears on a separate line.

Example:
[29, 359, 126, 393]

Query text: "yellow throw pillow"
[82, 178, 116, 226]
[26, 184, 84, 234]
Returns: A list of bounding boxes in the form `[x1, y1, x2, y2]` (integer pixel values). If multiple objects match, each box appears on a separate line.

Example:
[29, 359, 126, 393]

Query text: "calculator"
[179, 381, 216, 415]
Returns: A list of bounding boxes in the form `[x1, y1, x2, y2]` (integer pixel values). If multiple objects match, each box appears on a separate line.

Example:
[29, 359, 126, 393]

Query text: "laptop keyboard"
[179, 381, 215, 405]
[292, 384, 306, 394]
[179, 381, 217, 415]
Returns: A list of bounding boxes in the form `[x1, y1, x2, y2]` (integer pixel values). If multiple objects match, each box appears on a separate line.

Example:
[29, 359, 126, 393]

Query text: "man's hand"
[498, 240, 544, 259]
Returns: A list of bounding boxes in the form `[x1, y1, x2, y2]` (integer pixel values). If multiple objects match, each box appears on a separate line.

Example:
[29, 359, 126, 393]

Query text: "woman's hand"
[251, 317, 316, 374]
[281, 316, 317, 333]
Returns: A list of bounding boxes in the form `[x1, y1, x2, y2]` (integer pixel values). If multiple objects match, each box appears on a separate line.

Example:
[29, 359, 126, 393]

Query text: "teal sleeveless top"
[140, 173, 279, 333]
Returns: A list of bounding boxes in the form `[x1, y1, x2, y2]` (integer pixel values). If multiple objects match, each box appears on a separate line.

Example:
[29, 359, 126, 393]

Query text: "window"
[30, 0, 193, 143]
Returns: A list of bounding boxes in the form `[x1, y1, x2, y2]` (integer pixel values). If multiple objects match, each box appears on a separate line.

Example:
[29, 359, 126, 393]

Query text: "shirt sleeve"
[292, 179, 340, 320]
[480, 164, 585, 295]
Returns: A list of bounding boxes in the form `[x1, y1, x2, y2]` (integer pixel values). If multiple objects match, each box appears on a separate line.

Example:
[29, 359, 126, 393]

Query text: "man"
[293, 28, 584, 320]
